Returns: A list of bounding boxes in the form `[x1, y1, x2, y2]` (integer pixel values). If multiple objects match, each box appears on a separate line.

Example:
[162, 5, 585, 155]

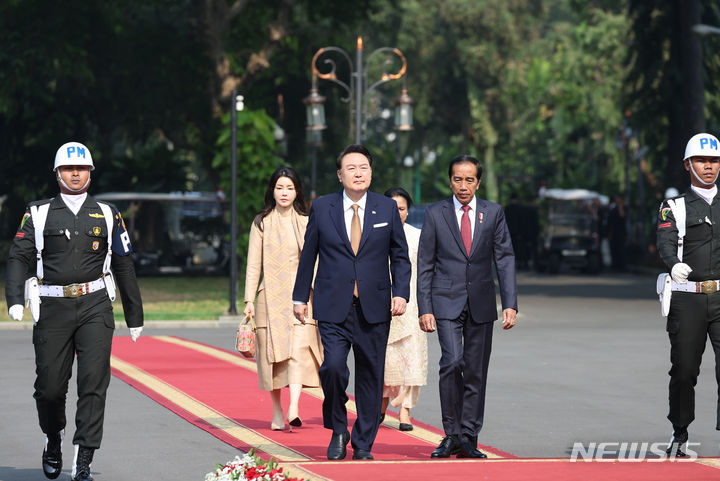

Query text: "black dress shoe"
[42, 432, 63, 479]
[352, 448, 374, 460]
[399, 423, 414, 431]
[431, 435, 460, 458]
[457, 436, 488, 459]
[327, 430, 350, 460]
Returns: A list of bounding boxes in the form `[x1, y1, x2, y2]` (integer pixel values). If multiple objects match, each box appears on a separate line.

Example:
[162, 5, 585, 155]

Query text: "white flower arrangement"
[205, 449, 304, 481]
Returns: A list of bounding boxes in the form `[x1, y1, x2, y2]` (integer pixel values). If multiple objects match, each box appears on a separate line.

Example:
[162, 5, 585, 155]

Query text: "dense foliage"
[2, 0, 719, 262]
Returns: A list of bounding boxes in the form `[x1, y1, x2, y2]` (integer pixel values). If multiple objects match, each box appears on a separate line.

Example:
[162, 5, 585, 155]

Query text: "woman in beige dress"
[381, 187, 428, 431]
[244, 166, 323, 431]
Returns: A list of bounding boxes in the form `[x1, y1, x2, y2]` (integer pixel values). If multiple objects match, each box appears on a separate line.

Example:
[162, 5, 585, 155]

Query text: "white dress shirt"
[61, 193, 88, 215]
[342, 190, 367, 241]
[293, 190, 368, 306]
[452, 195, 477, 240]
[691, 184, 717, 205]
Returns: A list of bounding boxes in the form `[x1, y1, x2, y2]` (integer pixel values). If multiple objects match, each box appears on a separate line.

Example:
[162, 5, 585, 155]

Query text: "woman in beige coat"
[244, 166, 323, 431]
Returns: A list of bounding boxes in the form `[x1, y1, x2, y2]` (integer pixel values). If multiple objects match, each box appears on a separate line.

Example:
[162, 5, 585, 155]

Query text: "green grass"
[1, 276, 242, 321]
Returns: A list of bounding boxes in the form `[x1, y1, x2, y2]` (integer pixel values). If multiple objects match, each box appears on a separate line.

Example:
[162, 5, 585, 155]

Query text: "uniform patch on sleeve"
[658, 222, 672, 228]
[112, 210, 133, 255]
[660, 208, 671, 221]
[19, 212, 30, 230]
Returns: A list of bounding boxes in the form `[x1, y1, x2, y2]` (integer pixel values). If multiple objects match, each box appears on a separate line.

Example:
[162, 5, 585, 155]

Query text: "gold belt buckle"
[701, 280, 718, 294]
[63, 284, 84, 298]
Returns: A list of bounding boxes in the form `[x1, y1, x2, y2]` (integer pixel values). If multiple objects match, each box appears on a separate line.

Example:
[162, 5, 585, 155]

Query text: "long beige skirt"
[255, 323, 322, 391]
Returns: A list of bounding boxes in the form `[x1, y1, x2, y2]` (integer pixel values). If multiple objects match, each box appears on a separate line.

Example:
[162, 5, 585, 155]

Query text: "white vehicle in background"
[95, 192, 230, 275]
[535, 188, 609, 274]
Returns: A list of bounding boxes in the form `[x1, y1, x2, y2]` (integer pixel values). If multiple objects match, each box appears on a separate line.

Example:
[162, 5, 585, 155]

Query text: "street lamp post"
[228, 89, 244, 316]
[304, 84, 325, 199]
[615, 112, 634, 243]
[304, 37, 414, 192]
[634, 145, 649, 251]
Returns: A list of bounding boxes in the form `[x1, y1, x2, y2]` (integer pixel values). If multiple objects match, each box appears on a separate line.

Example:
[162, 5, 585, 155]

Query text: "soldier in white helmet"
[656, 132, 720, 457]
[5, 142, 144, 480]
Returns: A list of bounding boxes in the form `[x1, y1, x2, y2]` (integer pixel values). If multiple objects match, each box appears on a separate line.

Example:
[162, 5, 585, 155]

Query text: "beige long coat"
[244, 209, 323, 391]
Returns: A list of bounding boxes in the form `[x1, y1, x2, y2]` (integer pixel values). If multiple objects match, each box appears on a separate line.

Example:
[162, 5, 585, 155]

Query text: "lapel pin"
[372, 210, 376, 214]
[478, 212, 484, 223]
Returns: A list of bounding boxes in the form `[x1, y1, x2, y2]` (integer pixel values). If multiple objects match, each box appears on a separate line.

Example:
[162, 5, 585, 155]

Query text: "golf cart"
[95, 192, 230, 275]
[535, 188, 608, 274]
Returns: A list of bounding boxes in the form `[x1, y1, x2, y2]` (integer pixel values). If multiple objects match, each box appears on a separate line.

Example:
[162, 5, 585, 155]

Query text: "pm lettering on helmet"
[699, 137, 719, 151]
[54, 142, 94, 171]
[683, 133, 720, 161]
[67, 146, 86, 159]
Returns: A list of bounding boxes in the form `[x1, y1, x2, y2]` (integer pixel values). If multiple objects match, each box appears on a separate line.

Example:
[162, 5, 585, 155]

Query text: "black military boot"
[42, 430, 63, 479]
[666, 426, 689, 458]
[72, 446, 94, 481]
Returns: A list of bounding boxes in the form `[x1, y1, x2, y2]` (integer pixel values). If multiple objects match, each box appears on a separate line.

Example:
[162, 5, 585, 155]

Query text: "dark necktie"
[351, 204, 361, 296]
[461, 204, 472, 255]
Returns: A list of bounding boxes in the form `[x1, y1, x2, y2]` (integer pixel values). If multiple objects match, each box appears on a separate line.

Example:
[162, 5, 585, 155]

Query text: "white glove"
[130, 327, 143, 342]
[8, 304, 24, 321]
[671, 263, 693, 284]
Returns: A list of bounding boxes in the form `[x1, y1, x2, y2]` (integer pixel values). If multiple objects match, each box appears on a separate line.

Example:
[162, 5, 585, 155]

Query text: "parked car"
[535, 189, 608, 274]
[95, 192, 230, 275]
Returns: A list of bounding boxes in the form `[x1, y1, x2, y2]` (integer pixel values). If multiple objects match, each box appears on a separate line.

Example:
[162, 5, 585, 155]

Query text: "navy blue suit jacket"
[293, 190, 411, 324]
[417, 196, 517, 323]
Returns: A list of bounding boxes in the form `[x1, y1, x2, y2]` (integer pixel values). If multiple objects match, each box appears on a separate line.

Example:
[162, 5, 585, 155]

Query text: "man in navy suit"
[293, 144, 411, 460]
[417, 154, 517, 459]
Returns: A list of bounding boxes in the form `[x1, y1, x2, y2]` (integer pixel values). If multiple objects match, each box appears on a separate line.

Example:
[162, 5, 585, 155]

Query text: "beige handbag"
[235, 314, 257, 358]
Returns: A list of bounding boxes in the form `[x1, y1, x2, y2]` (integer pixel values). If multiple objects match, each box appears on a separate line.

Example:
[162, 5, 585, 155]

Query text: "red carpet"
[110, 336, 720, 480]
[293, 459, 720, 481]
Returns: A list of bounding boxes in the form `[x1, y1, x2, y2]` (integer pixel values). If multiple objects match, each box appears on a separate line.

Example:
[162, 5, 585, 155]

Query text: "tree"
[0, 0, 380, 243]
[201, 0, 297, 116]
[368, 0, 629, 202]
[212, 108, 283, 263]
[626, 0, 713, 191]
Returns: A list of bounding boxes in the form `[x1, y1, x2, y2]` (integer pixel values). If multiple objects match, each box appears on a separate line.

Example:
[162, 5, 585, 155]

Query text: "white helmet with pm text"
[53, 142, 95, 171]
[683, 133, 720, 161]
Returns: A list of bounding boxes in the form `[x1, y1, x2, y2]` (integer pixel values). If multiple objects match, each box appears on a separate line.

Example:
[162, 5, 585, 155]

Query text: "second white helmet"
[53, 142, 94, 171]
[683, 133, 720, 161]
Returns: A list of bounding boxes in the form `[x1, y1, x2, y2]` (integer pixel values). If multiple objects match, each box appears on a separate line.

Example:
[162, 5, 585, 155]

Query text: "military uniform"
[657, 189, 720, 431]
[5, 194, 143, 450]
